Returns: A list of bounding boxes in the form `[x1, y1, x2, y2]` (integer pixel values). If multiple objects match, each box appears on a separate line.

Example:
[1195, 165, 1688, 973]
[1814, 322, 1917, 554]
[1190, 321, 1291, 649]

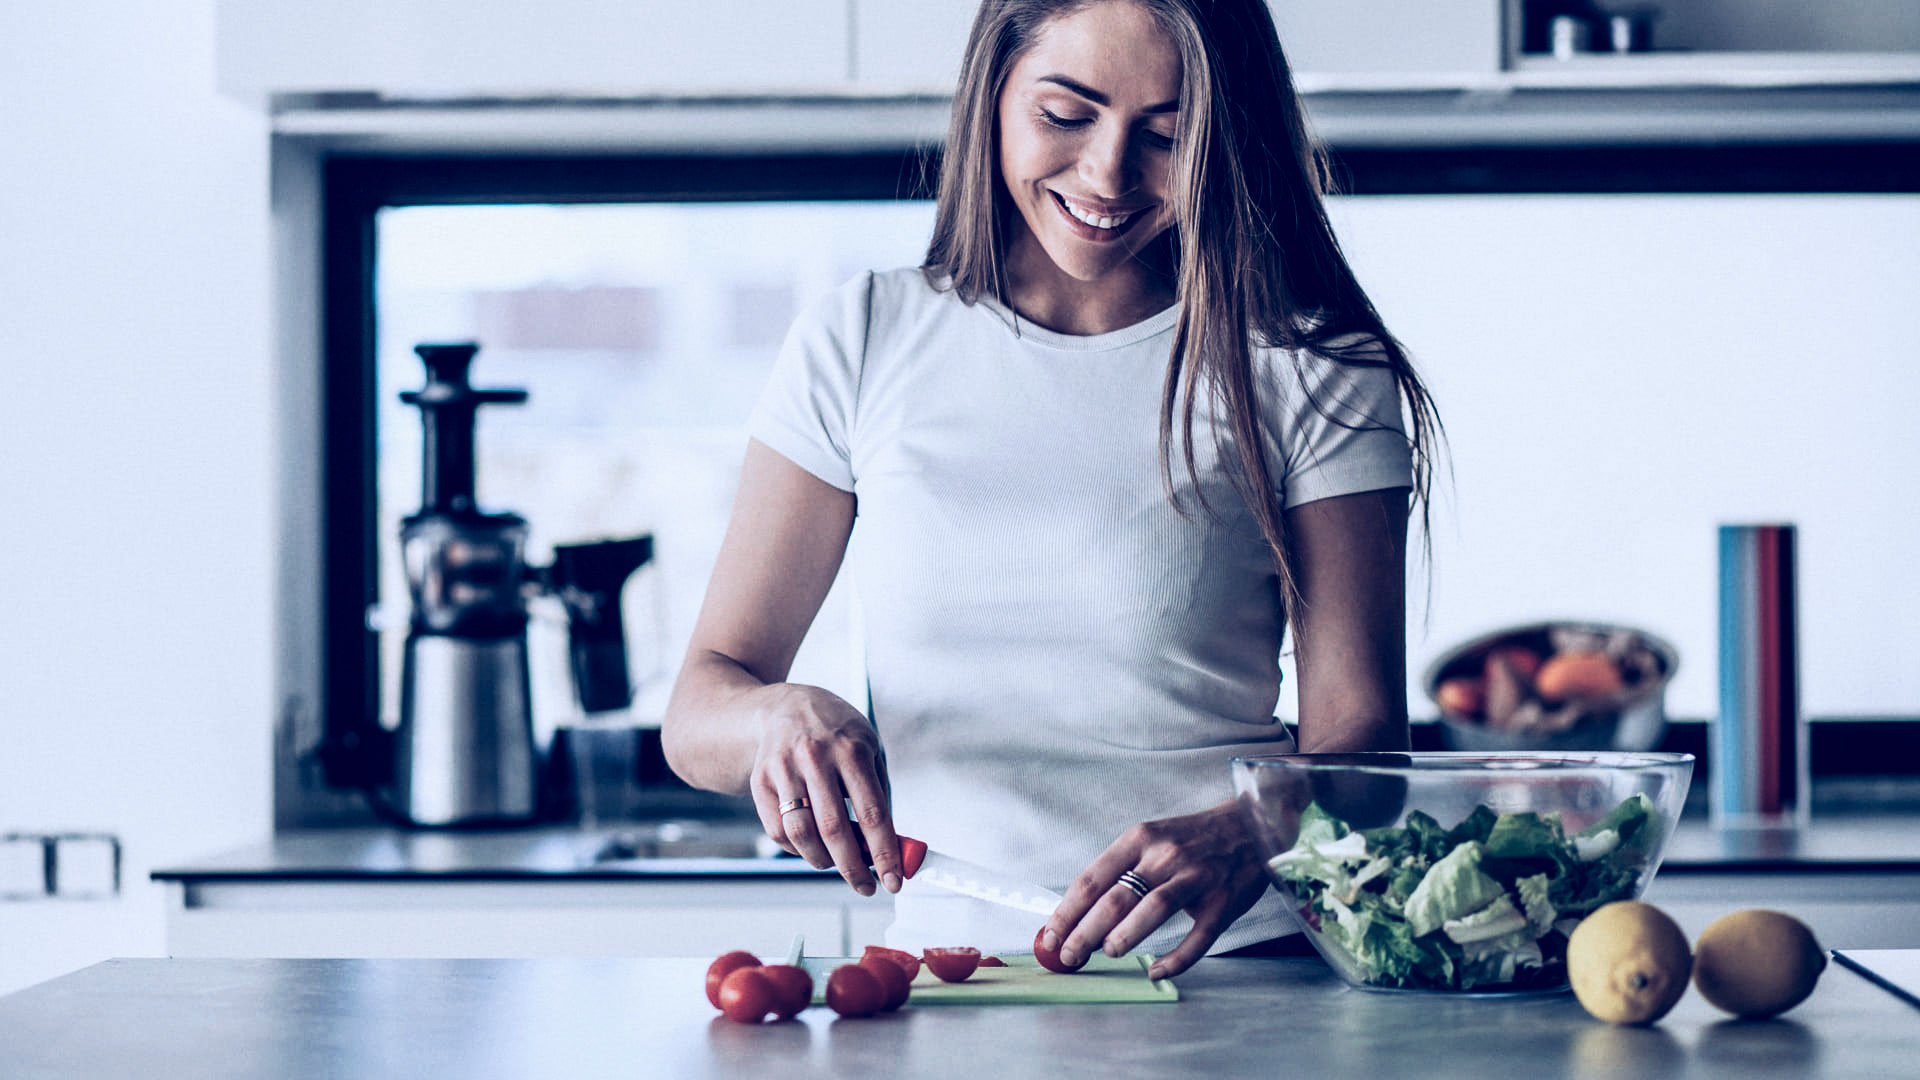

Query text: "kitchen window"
[373, 198, 936, 742]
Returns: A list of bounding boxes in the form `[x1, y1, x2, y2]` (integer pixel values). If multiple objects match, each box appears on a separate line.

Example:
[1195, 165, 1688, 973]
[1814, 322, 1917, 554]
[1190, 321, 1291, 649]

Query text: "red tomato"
[898, 835, 928, 878]
[759, 964, 813, 1020]
[861, 944, 921, 981]
[1033, 928, 1085, 974]
[923, 947, 982, 983]
[979, 956, 1007, 968]
[826, 964, 886, 1018]
[718, 967, 778, 1023]
[705, 950, 762, 1008]
[858, 956, 911, 1011]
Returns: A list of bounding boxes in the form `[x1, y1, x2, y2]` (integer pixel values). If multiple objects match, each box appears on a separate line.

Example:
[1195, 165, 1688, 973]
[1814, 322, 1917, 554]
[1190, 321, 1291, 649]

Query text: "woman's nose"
[1078, 125, 1137, 198]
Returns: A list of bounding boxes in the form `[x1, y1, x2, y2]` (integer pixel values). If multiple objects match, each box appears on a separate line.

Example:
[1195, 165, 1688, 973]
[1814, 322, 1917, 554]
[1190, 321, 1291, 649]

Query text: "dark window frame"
[313, 141, 1920, 792]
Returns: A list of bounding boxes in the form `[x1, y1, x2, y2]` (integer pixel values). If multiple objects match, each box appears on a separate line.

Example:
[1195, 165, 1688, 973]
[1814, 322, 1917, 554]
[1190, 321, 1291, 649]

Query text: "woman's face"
[996, 1, 1182, 296]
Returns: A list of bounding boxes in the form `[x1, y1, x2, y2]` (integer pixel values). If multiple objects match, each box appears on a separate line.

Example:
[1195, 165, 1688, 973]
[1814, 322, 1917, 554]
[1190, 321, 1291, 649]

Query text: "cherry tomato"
[759, 964, 813, 1020]
[979, 956, 1007, 968]
[1034, 928, 1086, 974]
[861, 944, 921, 981]
[858, 956, 911, 1011]
[826, 963, 887, 1018]
[718, 967, 778, 1023]
[923, 947, 982, 983]
[706, 950, 763, 1007]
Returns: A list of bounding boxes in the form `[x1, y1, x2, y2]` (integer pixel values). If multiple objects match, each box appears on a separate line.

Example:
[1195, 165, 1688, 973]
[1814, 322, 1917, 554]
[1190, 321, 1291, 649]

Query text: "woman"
[662, 0, 1440, 980]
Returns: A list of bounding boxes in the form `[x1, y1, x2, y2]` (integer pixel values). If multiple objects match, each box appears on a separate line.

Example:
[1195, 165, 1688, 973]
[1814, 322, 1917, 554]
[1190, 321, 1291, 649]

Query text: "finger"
[1046, 835, 1147, 965]
[1062, 878, 1157, 967]
[776, 783, 833, 870]
[799, 764, 874, 897]
[1099, 870, 1189, 959]
[1144, 888, 1236, 981]
[835, 747, 902, 893]
[749, 772, 793, 855]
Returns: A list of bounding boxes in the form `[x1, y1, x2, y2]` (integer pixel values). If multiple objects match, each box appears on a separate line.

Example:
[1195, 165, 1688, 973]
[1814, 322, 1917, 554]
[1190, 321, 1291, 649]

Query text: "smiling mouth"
[1050, 191, 1148, 238]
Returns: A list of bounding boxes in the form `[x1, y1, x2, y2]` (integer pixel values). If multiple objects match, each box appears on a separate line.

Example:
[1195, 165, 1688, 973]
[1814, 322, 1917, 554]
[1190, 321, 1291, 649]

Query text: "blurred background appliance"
[391, 343, 653, 827]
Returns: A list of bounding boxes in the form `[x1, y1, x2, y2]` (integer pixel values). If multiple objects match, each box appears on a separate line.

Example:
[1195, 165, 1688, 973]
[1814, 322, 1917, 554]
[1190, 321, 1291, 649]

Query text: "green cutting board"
[793, 942, 1178, 1005]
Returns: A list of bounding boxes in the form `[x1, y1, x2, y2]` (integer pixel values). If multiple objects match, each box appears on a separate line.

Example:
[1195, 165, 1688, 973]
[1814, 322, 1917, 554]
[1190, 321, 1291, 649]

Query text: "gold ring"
[778, 797, 811, 816]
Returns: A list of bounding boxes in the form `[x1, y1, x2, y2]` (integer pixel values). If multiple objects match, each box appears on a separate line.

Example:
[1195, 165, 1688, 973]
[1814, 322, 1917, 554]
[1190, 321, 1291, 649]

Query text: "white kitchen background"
[3, 0, 1917, 995]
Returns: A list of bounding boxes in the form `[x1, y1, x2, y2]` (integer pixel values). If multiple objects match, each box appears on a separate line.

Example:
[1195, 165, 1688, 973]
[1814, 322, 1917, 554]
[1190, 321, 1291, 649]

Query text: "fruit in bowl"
[1426, 622, 1678, 752]
[1230, 752, 1693, 994]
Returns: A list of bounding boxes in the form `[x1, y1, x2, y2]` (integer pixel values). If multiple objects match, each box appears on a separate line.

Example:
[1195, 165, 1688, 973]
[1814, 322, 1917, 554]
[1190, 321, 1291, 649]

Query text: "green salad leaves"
[1269, 793, 1662, 991]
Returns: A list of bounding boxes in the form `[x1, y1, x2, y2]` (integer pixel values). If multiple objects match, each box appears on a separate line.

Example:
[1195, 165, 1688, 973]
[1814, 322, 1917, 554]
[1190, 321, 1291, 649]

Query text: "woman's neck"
[1001, 232, 1175, 336]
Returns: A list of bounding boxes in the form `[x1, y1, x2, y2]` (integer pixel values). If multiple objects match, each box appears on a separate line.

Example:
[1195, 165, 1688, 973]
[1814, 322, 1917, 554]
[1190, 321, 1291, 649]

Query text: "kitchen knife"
[899, 835, 1065, 916]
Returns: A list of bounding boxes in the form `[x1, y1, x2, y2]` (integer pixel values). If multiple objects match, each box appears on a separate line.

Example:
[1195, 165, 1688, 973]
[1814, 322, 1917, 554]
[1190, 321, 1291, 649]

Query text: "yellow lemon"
[1567, 900, 1693, 1025]
[1692, 909, 1826, 1018]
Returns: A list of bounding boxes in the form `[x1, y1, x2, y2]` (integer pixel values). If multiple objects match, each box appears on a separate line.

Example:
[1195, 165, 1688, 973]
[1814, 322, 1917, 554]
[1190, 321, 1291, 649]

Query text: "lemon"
[1692, 909, 1826, 1018]
[1567, 900, 1693, 1025]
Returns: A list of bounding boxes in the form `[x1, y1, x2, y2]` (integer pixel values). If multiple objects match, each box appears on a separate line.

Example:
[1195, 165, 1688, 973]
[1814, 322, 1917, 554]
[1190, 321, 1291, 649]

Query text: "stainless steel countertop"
[1, 954, 1911, 1079]
[148, 813, 1920, 885]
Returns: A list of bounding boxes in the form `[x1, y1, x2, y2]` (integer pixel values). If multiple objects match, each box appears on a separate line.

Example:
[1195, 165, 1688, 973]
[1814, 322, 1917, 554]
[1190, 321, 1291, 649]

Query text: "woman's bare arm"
[661, 440, 905, 894]
[1285, 486, 1414, 753]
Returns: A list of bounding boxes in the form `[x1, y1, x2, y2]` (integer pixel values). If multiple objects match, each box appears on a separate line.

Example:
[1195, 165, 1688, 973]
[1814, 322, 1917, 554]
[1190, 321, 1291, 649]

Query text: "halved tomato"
[923, 947, 982, 983]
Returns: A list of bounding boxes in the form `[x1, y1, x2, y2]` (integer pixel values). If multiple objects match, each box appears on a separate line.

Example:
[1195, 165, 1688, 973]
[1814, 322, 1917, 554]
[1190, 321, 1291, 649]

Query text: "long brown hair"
[923, 0, 1441, 628]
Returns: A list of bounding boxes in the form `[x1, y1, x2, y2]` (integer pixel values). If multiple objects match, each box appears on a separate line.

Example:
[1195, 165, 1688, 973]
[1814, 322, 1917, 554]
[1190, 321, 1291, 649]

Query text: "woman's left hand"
[1041, 799, 1270, 980]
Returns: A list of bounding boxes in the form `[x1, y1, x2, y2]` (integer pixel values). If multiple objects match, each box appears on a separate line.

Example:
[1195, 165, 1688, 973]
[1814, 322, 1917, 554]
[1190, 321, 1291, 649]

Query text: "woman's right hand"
[747, 682, 903, 897]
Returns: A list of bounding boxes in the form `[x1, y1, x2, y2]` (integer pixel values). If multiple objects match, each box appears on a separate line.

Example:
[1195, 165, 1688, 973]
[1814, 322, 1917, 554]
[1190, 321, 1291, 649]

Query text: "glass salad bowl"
[1229, 751, 1693, 995]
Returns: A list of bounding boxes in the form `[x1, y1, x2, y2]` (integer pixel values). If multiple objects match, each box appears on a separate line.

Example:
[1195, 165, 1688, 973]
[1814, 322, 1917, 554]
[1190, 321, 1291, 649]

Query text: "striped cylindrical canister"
[1713, 524, 1809, 827]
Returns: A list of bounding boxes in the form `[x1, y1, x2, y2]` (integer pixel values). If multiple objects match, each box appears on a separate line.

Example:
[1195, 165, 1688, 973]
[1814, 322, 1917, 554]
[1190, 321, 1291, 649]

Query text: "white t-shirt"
[748, 267, 1412, 954]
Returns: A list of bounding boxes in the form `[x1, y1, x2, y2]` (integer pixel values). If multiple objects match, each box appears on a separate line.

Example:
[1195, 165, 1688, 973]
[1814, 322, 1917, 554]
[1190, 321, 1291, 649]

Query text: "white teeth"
[1062, 197, 1132, 230]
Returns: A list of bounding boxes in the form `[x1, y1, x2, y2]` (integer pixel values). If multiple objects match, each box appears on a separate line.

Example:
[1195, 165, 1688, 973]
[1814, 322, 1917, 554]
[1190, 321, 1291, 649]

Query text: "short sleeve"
[1264, 334, 1415, 509]
[745, 272, 873, 492]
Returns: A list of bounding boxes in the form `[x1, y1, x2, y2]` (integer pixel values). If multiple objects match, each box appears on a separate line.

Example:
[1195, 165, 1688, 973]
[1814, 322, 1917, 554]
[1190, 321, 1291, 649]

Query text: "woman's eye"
[1038, 108, 1091, 130]
[1141, 129, 1176, 151]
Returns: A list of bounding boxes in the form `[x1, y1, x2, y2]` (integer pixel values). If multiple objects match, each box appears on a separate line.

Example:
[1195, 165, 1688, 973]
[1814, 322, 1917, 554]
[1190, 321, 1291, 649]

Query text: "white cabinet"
[1269, 1, 1503, 84]
[852, 2, 1505, 94]
[218, 1, 1920, 116]
[215, 0, 851, 103]
[164, 878, 896, 961]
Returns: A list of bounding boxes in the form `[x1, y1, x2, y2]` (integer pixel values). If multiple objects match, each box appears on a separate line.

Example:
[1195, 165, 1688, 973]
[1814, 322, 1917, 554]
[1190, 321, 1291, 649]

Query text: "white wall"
[0, 1, 272, 993]
[1322, 195, 1920, 721]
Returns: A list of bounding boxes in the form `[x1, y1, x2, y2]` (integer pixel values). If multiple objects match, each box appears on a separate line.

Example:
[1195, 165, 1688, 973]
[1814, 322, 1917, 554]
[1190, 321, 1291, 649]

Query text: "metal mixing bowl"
[1423, 621, 1679, 753]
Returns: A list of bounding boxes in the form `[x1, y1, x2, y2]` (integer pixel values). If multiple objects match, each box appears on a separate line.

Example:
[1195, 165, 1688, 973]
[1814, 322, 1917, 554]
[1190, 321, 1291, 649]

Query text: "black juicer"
[393, 343, 653, 826]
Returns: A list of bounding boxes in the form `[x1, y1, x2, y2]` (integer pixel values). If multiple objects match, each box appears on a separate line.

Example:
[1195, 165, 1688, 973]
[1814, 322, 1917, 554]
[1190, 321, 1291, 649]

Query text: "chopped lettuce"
[1441, 893, 1528, 944]
[1516, 873, 1558, 937]
[1404, 842, 1506, 938]
[1272, 793, 1660, 991]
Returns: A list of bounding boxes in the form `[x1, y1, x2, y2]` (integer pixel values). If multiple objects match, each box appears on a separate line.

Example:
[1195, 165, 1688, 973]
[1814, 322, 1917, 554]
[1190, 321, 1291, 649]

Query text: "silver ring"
[1116, 870, 1150, 898]
[778, 796, 811, 816]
